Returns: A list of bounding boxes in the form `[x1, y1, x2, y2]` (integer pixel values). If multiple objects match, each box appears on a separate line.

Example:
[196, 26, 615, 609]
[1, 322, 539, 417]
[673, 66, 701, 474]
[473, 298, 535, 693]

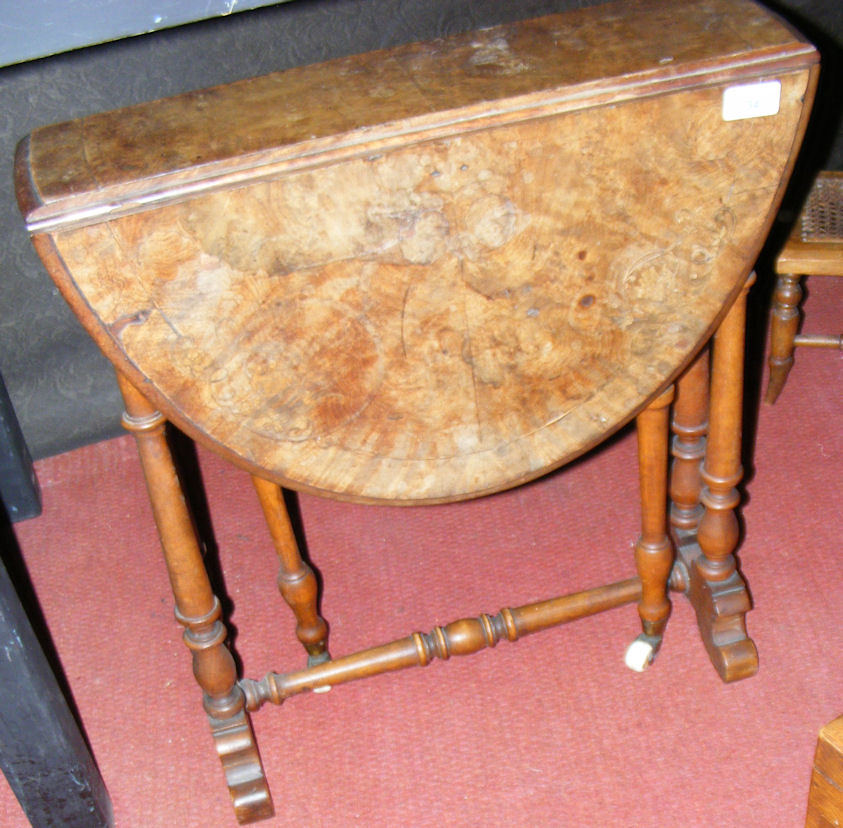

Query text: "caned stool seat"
[15, 0, 818, 822]
[766, 171, 843, 403]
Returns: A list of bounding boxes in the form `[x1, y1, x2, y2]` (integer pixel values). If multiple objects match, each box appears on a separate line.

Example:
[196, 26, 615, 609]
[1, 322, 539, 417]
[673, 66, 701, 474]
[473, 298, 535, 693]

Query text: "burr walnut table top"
[16, 0, 817, 503]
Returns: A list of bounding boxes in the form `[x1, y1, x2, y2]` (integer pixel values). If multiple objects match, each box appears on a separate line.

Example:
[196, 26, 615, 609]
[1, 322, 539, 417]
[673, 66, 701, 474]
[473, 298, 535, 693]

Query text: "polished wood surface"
[116, 375, 273, 823]
[18, 0, 817, 504]
[767, 171, 843, 403]
[240, 577, 644, 708]
[252, 475, 329, 666]
[807, 715, 843, 828]
[676, 276, 759, 682]
[669, 348, 709, 534]
[18, 0, 813, 221]
[16, 0, 818, 823]
[633, 386, 675, 642]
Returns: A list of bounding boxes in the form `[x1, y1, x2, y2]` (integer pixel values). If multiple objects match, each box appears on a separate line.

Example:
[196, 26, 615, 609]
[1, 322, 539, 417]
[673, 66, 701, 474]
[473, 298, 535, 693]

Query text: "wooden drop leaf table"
[15, 0, 818, 822]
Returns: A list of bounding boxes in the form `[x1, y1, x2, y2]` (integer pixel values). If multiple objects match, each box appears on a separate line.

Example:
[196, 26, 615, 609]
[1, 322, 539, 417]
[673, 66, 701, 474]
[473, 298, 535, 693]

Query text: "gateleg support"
[116, 372, 274, 824]
[625, 385, 675, 672]
[252, 475, 330, 669]
[674, 276, 758, 683]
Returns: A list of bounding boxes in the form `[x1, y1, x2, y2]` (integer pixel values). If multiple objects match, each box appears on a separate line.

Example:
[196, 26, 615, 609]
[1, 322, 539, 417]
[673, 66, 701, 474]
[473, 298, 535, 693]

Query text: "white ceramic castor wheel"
[624, 636, 657, 672]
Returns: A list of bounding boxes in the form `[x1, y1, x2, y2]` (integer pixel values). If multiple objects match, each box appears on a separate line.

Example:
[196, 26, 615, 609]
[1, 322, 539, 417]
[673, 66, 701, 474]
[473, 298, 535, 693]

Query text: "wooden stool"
[766, 171, 843, 403]
[15, 1, 818, 823]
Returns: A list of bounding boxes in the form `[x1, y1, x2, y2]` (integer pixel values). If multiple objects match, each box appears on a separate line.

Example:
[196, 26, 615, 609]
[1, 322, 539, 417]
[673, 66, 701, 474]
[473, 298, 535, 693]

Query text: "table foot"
[210, 709, 275, 824]
[676, 274, 758, 683]
[674, 536, 758, 683]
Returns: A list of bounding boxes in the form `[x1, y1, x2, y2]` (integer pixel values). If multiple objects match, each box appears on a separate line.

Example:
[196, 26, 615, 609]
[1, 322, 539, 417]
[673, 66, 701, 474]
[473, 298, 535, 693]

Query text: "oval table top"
[17, 0, 817, 503]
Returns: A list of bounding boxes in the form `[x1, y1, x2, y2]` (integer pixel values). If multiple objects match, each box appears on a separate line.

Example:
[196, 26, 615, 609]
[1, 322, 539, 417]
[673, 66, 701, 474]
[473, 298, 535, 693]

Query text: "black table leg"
[0, 373, 40, 523]
[0, 371, 112, 826]
[0, 544, 113, 828]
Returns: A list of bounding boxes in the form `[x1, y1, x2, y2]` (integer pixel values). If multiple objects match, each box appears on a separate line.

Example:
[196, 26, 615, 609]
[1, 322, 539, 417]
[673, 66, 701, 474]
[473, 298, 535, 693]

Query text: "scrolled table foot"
[677, 273, 758, 683]
[209, 709, 275, 824]
[675, 538, 758, 683]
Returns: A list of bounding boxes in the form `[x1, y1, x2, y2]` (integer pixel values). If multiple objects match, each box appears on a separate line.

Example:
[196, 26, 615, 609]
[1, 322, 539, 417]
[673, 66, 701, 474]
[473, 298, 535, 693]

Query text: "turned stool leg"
[625, 385, 675, 672]
[116, 374, 274, 824]
[252, 476, 330, 667]
[669, 348, 709, 538]
[688, 276, 759, 682]
[765, 271, 802, 403]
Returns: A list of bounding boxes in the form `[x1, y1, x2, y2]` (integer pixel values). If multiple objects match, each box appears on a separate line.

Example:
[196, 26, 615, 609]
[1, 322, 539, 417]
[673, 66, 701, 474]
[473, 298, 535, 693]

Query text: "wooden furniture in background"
[15, 0, 818, 822]
[767, 171, 843, 403]
[807, 715, 843, 827]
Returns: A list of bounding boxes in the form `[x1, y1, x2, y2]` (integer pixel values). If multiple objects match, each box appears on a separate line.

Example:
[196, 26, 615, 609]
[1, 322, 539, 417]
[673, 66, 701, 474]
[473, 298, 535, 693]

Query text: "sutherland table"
[15, 0, 818, 823]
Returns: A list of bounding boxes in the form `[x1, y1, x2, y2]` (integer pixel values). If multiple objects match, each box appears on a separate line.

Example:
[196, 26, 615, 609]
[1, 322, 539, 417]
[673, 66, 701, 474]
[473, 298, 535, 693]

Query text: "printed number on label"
[722, 80, 781, 121]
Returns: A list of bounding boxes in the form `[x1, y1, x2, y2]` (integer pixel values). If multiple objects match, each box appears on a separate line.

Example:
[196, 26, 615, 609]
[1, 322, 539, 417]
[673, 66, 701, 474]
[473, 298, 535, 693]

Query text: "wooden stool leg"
[252, 475, 330, 666]
[116, 373, 274, 824]
[765, 271, 802, 403]
[684, 277, 758, 682]
[625, 385, 674, 672]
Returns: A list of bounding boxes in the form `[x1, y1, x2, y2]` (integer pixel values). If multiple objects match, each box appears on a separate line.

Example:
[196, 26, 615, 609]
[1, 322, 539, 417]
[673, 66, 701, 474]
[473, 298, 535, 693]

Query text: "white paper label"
[722, 80, 781, 121]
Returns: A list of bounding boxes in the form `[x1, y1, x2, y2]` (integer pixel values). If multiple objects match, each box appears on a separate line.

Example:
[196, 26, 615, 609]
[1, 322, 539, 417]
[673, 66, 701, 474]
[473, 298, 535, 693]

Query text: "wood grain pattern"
[20, 0, 813, 229]
[21, 53, 816, 502]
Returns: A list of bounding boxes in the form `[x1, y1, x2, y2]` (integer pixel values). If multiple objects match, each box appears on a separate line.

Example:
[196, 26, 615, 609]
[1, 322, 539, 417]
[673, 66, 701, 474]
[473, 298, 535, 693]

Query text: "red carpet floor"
[2, 277, 841, 827]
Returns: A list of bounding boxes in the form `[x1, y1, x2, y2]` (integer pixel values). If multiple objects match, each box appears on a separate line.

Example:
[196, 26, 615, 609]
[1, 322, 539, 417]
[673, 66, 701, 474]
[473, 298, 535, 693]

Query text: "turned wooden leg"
[765, 271, 802, 403]
[625, 385, 674, 672]
[252, 475, 330, 667]
[686, 277, 759, 682]
[116, 373, 274, 824]
[669, 348, 709, 537]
